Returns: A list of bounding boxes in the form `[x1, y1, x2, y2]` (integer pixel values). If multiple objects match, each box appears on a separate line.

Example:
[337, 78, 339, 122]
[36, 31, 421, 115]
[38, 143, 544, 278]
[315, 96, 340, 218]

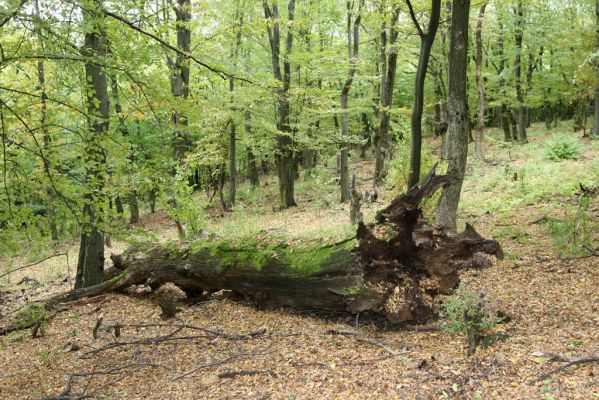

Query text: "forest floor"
[0, 122, 598, 399]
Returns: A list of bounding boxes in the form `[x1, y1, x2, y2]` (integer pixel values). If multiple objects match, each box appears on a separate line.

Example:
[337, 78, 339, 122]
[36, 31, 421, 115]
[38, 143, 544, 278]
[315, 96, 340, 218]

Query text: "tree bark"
[474, 3, 487, 161]
[339, 1, 363, 202]
[407, 0, 441, 189]
[76, 0, 110, 289]
[435, 0, 470, 231]
[264, 0, 297, 209]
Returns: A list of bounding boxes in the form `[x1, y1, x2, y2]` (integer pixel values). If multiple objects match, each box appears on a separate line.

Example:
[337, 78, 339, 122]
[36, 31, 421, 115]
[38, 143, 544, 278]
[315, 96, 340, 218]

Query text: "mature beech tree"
[76, 0, 111, 288]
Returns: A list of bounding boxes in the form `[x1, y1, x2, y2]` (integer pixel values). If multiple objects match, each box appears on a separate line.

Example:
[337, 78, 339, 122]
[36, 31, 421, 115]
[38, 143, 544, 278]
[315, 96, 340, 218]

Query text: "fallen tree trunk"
[2, 166, 502, 332]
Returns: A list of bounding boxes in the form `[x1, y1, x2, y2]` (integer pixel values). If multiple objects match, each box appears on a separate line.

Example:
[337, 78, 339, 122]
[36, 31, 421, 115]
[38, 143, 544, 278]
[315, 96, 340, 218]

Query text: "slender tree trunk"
[495, 19, 511, 142]
[500, 105, 511, 141]
[407, 0, 441, 188]
[149, 193, 157, 215]
[76, 0, 110, 289]
[115, 196, 124, 215]
[474, 3, 487, 161]
[110, 79, 139, 224]
[245, 111, 259, 187]
[339, 1, 363, 202]
[264, 0, 296, 209]
[374, 5, 401, 185]
[33, 0, 58, 242]
[228, 7, 243, 207]
[166, 0, 191, 239]
[514, 0, 527, 143]
[435, 0, 470, 230]
[128, 192, 139, 224]
[360, 113, 371, 159]
[171, 0, 191, 159]
[228, 111, 237, 207]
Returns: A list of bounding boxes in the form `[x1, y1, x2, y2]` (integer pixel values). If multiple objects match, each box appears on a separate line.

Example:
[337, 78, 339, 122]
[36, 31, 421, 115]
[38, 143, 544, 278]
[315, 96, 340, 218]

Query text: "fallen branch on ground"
[218, 370, 274, 379]
[530, 352, 599, 383]
[171, 350, 272, 381]
[0, 253, 68, 280]
[81, 324, 266, 358]
[41, 363, 166, 400]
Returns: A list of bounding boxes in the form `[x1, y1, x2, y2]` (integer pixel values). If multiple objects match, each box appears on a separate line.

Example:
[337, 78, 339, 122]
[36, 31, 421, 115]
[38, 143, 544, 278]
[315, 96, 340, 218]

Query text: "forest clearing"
[1, 0, 598, 399]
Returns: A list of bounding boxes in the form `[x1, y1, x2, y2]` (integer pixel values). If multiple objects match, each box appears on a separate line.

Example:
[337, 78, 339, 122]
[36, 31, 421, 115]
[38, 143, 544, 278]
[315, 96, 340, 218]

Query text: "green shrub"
[544, 134, 582, 161]
[441, 285, 502, 355]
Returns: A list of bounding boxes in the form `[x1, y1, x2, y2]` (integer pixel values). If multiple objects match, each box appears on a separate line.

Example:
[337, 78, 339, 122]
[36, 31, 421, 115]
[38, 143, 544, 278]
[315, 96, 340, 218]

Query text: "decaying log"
[1, 166, 503, 332]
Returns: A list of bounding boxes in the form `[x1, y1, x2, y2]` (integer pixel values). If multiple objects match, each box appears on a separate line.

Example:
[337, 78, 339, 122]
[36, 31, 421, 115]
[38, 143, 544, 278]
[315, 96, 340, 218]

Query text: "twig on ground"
[171, 350, 272, 381]
[326, 328, 401, 356]
[81, 324, 266, 358]
[41, 363, 165, 400]
[0, 253, 68, 280]
[530, 352, 599, 383]
[218, 369, 274, 379]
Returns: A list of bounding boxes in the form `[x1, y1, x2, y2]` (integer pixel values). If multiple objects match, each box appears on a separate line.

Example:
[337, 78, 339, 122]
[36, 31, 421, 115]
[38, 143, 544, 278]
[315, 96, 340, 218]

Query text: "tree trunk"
[339, 1, 363, 203]
[509, 109, 518, 141]
[128, 191, 140, 225]
[171, 0, 192, 160]
[76, 0, 110, 288]
[115, 196, 124, 215]
[495, 19, 512, 142]
[500, 105, 511, 142]
[264, 0, 297, 209]
[228, 8, 243, 207]
[435, 0, 470, 231]
[149, 188, 157, 214]
[29, 167, 502, 328]
[360, 113, 371, 160]
[228, 111, 237, 207]
[245, 112, 260, 187]
[374, 6, 400, 185]
[407, 0, 441, 189]
[33, 0, 59, 243]
[474, 3, 487, 161]
[110, 79, 139, 224]
[514, 0, 527, 143]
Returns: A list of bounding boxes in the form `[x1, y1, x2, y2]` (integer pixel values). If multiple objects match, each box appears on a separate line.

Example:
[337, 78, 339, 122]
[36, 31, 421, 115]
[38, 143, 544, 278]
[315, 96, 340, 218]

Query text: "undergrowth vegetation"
[543, 134, 583, 161]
